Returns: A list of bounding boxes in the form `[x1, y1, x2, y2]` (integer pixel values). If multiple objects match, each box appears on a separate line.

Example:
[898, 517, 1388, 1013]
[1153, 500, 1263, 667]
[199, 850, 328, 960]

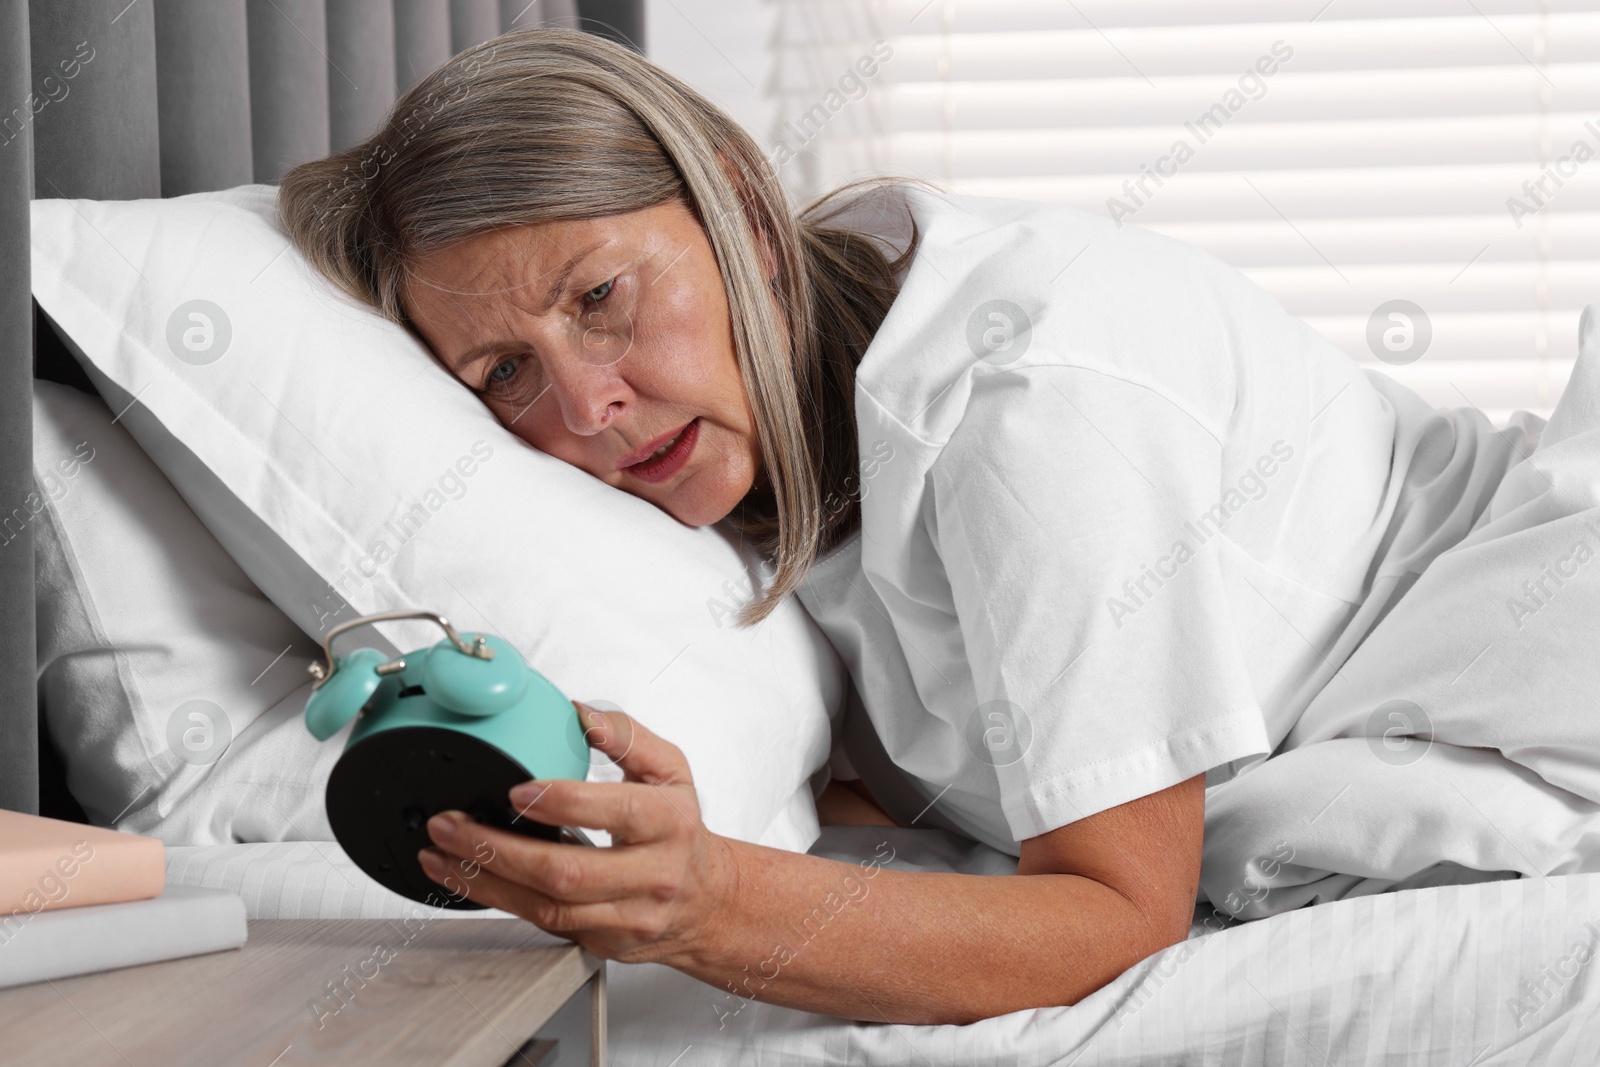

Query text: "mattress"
[167, 830, 1600, 1066]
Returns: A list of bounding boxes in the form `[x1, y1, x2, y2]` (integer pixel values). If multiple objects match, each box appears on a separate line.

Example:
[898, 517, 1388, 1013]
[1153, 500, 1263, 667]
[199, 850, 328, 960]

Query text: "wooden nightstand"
[0, 917, 605, 1066]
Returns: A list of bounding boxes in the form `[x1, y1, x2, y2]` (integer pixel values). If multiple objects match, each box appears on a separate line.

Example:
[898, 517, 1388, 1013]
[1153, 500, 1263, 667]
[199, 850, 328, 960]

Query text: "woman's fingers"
[415, 709, 734, 966]
[424, 810, 681, 904]
[506, 778, 690, 842]
[418, 846, 621, 932]
[572, 703, 694, 787]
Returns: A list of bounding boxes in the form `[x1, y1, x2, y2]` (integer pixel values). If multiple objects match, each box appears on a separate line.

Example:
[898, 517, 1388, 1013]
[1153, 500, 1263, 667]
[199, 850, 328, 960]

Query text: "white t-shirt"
[795, 185, 1523, 855]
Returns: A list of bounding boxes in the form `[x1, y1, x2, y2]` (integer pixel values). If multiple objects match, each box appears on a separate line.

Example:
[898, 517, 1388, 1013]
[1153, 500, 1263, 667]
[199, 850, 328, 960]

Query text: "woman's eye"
[487, 358, 518, 385]
[584, 279, 614, 304]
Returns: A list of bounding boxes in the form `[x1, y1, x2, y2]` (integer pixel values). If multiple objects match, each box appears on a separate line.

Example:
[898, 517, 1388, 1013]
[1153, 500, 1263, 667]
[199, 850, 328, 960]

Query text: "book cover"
[0, 885, 248, 989]
[0, 809, 164, 917]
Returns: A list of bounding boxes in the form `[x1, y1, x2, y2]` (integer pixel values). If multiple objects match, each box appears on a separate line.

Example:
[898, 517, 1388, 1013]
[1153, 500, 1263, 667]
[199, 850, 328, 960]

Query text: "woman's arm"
[418, 705, 1203, 1026]
[682, 773, 1202, 1024]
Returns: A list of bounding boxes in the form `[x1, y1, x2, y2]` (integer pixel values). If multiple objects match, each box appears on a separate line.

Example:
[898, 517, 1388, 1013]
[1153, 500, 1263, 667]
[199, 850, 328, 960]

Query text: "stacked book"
[0, 810, 246, 988]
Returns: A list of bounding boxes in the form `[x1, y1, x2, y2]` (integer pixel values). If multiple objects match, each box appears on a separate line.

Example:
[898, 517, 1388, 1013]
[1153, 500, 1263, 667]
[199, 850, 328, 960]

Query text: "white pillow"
[30, 186, 843, 853]
[32, 379, 337, 845]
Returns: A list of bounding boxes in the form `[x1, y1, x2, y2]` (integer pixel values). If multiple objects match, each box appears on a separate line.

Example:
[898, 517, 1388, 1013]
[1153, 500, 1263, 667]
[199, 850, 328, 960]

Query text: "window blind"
[772, 0, 1600, 422]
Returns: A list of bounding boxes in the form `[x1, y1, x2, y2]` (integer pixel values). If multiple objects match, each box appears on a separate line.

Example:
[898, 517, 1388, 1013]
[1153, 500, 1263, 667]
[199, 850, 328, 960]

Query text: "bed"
[163, 832, 1600, 1065]
[6, 5, 1600, 1066]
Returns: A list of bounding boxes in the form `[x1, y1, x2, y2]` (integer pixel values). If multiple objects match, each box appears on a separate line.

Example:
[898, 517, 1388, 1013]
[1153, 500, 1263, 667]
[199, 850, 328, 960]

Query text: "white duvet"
[1201, 305, 1600, 922]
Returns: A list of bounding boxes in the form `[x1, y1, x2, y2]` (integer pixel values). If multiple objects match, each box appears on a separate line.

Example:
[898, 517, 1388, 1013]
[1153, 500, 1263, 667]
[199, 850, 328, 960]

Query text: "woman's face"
[403, 200, 763, 528]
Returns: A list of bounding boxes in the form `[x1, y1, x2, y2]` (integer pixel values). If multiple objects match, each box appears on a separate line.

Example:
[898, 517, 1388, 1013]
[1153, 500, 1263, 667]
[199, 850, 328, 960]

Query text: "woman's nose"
[544, 344, 631, 435]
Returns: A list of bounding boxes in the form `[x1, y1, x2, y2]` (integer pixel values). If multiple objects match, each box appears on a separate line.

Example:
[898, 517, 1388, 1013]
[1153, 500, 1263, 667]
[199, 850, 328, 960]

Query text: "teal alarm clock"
[303, 609, 593, 909]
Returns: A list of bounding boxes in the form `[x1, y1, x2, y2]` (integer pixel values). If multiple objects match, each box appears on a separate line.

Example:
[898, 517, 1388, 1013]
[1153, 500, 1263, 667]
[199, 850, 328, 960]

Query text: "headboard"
[0, 0, 645, 820]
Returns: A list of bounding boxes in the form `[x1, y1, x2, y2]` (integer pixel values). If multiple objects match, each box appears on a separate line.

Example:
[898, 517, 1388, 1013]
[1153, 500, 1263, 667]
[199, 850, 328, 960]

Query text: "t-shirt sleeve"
[930, 363, 1271, 840]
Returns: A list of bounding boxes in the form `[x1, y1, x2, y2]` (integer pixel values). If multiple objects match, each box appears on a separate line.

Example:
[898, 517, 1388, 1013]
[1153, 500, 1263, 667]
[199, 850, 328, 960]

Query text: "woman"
[278, 30, 1574, 1025]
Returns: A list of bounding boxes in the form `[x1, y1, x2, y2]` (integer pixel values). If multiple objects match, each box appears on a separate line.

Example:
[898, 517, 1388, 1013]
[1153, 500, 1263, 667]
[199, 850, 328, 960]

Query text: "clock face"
[325, 725, 558, 910]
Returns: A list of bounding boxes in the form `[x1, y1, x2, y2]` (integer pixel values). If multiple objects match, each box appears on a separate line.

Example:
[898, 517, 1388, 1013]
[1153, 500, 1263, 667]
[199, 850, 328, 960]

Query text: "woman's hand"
[417, 703, 737, 967]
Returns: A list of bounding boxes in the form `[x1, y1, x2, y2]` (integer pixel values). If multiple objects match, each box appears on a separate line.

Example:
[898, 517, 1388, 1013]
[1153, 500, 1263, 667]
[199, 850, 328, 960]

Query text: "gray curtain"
[156, 1, 254, 197]
[327, 0, 396, 153]
[2, 0, 643, 817]
[246, 0, 332, 182]
[450, 0, 502, 54]
[1, 1, 36, 816]
[30, 0, 161, 200]
[573, 0, 643, 51]
[22, 0, 639, 195]
[395, 0, 452, 93]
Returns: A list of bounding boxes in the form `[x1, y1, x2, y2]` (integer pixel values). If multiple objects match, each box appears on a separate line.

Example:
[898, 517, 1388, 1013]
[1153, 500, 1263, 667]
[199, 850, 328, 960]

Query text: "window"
[762, 0, 1600, 422]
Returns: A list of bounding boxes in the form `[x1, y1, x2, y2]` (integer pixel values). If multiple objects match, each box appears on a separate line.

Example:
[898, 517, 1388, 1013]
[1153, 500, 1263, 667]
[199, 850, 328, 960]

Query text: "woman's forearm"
[418, 712, 1203, 1027]
[671, 835, 1179, 1026]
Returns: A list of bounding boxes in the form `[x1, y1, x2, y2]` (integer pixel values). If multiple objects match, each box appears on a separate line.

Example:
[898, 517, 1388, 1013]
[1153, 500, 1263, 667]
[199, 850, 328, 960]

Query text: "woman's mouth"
[619, 418, 700, 483]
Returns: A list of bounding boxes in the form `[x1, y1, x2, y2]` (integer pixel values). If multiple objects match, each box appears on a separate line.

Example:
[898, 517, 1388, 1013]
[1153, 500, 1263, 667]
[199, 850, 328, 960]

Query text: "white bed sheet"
[167, 832, 1600, 1065]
